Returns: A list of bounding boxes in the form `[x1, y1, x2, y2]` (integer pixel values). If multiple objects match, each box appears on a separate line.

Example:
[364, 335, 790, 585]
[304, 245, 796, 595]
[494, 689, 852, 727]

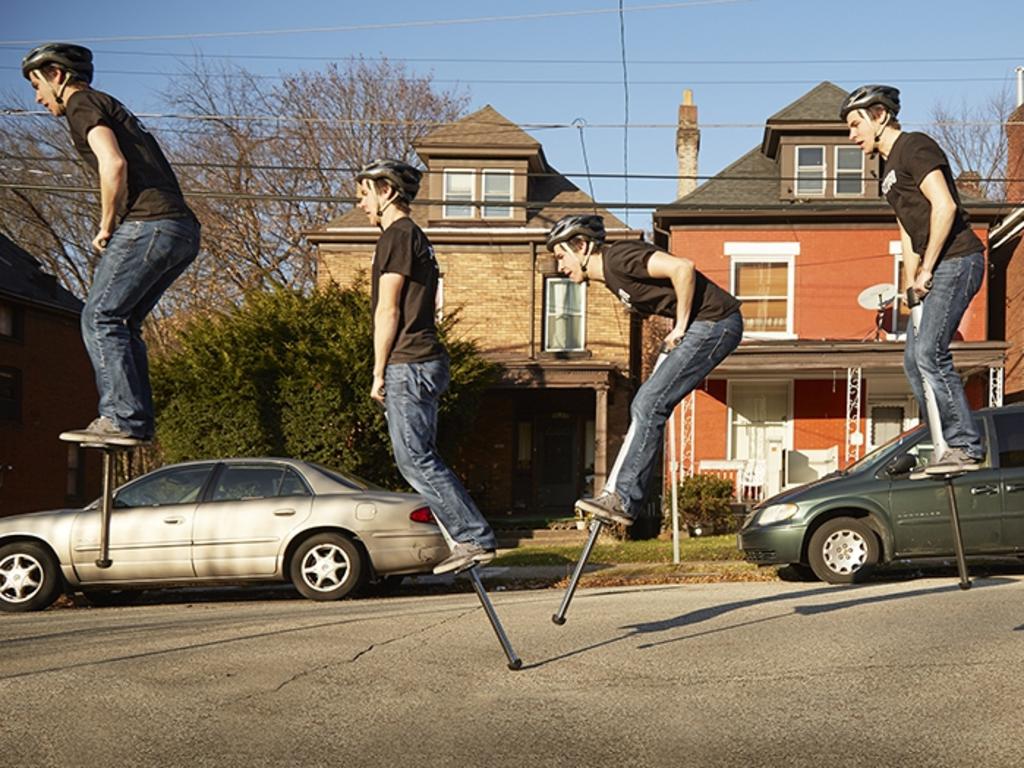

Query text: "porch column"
[594, 385, 609, 491]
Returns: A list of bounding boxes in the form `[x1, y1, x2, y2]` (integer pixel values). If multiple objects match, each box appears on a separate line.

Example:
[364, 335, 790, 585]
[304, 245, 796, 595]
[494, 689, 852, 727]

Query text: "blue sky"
[2, 0, 1021, 226]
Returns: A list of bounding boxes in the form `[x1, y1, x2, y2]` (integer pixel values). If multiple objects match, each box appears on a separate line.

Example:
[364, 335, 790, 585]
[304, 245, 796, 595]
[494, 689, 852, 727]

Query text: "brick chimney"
[955, 170, 983, 199]
[676, 89, 700, 199]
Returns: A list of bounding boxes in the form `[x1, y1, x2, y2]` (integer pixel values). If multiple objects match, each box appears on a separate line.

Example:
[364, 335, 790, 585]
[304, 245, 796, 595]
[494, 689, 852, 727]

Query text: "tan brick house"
[308, 105, 645, 520]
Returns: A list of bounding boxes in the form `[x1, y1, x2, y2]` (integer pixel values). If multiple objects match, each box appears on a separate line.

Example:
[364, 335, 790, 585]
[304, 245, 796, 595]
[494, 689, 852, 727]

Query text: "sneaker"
[60, 417, 147, 447]
[924, 447, 984, 476]
[575, 492, 634, 527]
[433, 542, 496, 575]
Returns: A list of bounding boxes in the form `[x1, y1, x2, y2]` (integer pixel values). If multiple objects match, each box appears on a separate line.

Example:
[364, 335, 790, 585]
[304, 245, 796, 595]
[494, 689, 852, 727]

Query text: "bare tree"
[160, 56, 468, 310]
[929, 86, 1013, 200]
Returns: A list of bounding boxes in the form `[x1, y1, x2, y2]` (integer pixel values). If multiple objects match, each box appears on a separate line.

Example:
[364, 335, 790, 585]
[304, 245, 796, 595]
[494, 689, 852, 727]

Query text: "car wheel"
[0, 542, 63, 612]
[81, 589, 142, 607]
[289, 533, 365, 601]
[808, 517, 880, 584]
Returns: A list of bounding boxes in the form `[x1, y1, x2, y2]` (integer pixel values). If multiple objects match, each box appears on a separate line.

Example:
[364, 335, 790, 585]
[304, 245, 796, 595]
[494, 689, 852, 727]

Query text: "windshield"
[843, 424, 924, 473]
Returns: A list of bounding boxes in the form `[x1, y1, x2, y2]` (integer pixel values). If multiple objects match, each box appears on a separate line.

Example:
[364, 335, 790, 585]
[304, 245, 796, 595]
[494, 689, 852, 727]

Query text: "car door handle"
[1005, 483, 1024, 493]
[970, 485, 999, 496]
[163, 516, 185, 524]
[272, 508, 296, 516]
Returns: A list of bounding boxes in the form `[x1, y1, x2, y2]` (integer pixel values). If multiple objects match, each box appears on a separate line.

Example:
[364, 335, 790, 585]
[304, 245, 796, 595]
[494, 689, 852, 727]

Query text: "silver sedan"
[0, 458, 448, 611]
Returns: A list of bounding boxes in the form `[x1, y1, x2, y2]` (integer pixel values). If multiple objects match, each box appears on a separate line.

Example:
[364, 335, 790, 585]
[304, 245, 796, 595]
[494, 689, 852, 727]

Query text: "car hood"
[754, 470, 856, 508]
[0, 507, 79, 526]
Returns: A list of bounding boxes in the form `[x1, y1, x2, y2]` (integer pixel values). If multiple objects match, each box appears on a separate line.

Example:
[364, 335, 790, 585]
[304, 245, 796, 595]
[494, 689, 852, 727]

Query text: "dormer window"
[443, 169, 474, 218]
[441, 168, 516, 219]
[483, 170, 513, 218]
[835, 146, 864, 196]
[795, 146, 825, 196]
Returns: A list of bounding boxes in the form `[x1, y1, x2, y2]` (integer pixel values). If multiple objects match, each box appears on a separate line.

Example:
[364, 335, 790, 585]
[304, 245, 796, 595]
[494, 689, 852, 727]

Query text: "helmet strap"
[580, 240, 594, 282]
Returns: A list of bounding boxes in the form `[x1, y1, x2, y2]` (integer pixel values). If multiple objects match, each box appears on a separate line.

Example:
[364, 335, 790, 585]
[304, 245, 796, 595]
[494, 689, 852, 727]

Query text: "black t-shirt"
[881, 132, 982, 261]
[602, 240, 741, 323]
[371, 217, 444, 364]
[65, 89, 193, 222]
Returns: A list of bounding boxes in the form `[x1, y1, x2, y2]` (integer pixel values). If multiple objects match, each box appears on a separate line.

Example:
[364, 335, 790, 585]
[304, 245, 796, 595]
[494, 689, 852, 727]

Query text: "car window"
[903, 439, 937, 473]
[211, 465, 311, 502]
[115, 465, 212, 508]
[994, 413, 1024, 468]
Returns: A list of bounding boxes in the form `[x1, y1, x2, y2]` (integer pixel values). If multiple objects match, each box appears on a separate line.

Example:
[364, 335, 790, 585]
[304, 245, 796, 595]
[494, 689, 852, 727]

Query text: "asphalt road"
[2, 576, 1023, 767]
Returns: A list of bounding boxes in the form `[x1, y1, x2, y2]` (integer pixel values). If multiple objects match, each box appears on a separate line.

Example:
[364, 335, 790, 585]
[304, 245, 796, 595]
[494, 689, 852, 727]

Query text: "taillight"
[409, 506, 435, 524]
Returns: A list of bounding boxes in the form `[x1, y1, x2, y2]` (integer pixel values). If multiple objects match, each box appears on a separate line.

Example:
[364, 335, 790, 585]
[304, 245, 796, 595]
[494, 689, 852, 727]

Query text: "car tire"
[289, 533, 365, 601]
[0, 541, 63, 612]
[808, 517, 880, 584]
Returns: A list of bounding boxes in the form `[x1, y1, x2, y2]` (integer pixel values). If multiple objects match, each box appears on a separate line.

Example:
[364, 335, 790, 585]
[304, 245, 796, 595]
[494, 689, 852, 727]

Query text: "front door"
[889, 425, 1003, 556]
[535, 414, 579, 513]
[730, 381, 789, 499]
[71, 464, 213, 582]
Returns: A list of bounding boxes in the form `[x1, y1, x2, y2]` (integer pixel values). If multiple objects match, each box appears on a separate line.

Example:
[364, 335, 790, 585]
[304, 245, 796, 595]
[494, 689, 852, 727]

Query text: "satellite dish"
[857, 283, 897, 310]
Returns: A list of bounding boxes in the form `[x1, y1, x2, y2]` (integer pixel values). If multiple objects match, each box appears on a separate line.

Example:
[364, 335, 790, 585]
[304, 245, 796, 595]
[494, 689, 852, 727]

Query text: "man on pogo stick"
[546, 215, 743, 527]
[356, 159, 498, 574]
[23, 43, 200, 446]
[842, 85, 985, 474]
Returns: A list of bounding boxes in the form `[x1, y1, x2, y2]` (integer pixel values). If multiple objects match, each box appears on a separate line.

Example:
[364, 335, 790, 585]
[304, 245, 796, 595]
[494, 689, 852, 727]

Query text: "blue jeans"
[384, 356, 497, 549]
[903, 251, 985, 459]
[606, 312, 743, 516]
[82, 217, 200, 438]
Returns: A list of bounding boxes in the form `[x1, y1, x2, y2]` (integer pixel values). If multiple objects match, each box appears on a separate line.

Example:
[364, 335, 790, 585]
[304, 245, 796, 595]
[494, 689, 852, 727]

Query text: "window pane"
[996, 414, 1024, 468]
[743, 299, 788, 332]
[212, 465, 292, 501]
[837, 147, 863, 170]
[836, 173, 863, 195]
[797, 147, 823, 166]
[544, 278, 584, 351]
[279, 468, 311, 496]
[735, 262, 788, 296]
[116, 466, 212, 508]
[796, 172, 824, 194]
[483, 172, 511, 198]
[444, 171, 473, 218]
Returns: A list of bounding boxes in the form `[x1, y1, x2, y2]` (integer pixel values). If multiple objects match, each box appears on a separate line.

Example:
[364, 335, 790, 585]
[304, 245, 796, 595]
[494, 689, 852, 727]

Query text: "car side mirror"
[887, 454, 917, 476]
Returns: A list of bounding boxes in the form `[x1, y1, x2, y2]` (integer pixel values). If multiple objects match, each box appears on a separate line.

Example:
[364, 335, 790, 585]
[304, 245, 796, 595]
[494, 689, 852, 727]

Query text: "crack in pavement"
[258, 606, 481, 697]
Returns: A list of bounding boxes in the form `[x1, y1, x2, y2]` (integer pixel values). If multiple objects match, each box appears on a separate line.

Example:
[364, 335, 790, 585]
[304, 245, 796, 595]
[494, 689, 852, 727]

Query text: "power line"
[18, 49, 1024, 67]
[4, 108, 1016, 130]
[1, 65, 1016, 88]
[0, 0, 743, 45]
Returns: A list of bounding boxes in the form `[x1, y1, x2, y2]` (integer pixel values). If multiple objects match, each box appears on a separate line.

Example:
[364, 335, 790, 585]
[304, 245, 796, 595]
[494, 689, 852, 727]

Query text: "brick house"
[0, 235, 100, 516]
[308, 105, 646, 521]
[653, 82, 1009, 500]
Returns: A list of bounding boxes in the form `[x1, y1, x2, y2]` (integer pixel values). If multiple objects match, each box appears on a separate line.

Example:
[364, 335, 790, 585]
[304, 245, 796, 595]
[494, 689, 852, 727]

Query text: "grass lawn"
[493, 534, 742, 567]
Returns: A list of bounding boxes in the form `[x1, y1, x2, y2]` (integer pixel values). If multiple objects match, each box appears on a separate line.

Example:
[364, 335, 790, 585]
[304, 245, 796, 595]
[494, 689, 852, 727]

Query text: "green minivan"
[737, 405, 1024, 584]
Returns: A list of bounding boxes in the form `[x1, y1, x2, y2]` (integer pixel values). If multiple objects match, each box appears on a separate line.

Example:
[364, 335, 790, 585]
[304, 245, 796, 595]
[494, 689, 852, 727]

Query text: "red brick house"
[308, 106, 647, 521]
[653, 82, 1009, 500]
[0, 235, 100, 516]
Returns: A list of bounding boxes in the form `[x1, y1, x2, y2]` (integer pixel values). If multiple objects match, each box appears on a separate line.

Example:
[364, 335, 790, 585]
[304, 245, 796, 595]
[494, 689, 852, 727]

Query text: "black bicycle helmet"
[839, 84, 900, 121]
[22, 43, 94, 84]
[545, 215, 606, 252]
[356, 159, 422, 202]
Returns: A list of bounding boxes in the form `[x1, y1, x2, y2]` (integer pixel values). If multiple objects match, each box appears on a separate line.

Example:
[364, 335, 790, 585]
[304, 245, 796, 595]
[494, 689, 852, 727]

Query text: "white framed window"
[544, 277, 586, 351]
[482, 170, 513, 218]
[889, 240, 910, 340]
[835, 146, 864, 196]
[726, 242, 798, 339]
[442, 169, 474, 218]
[795, 145, 825, 196]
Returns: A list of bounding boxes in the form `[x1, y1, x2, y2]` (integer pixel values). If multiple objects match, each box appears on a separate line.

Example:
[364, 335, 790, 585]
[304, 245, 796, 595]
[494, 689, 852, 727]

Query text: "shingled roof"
[767, 81, 849, 123]
[0, 234, 83, 314]
[414, 105, 541, 150]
